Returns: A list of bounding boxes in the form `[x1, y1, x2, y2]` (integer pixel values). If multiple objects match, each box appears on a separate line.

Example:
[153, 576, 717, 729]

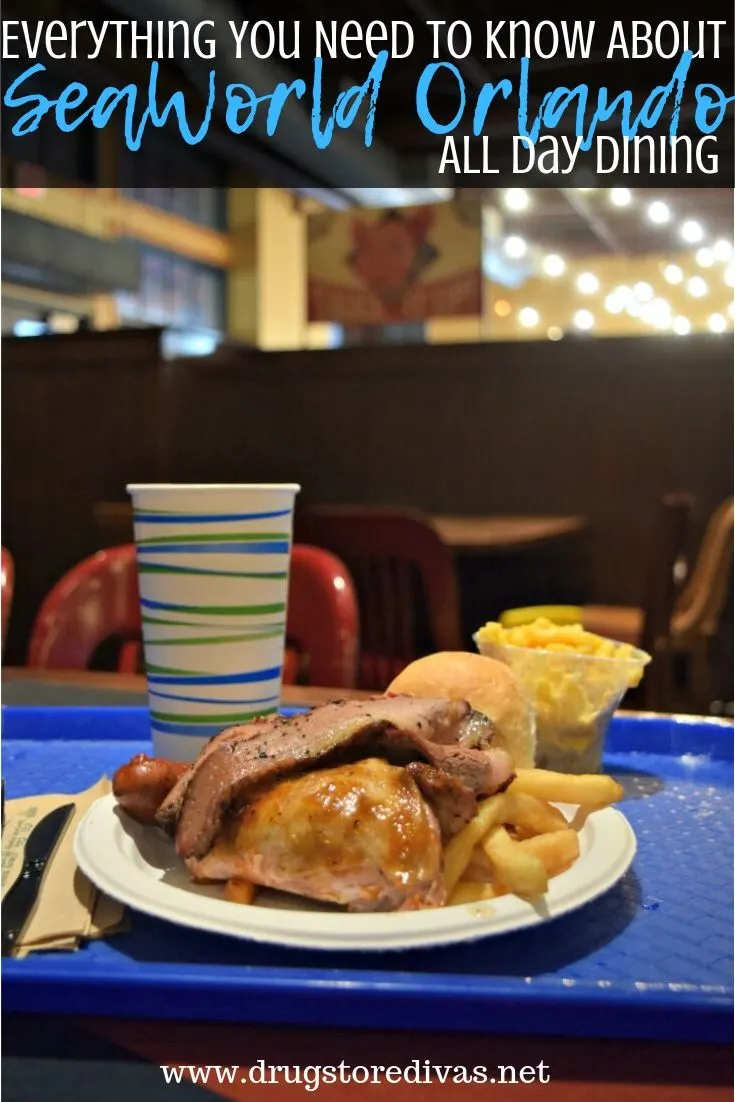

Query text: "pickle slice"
[499, 605, 583, 628]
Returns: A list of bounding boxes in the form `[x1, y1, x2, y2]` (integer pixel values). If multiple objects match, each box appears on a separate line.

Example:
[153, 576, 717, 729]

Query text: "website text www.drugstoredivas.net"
[160, 1059, 552, 1089]
[1, 17, 733, 177]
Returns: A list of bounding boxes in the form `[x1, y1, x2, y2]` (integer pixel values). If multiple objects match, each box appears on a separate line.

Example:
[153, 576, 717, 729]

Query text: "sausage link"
[113, 753, 189, 824]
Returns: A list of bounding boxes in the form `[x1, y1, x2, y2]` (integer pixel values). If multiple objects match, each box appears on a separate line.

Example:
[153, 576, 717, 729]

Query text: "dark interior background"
[3, 327, 732, 677]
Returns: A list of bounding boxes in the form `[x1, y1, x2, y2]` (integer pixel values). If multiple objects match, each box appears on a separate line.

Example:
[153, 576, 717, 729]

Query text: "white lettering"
[654, 21, 679, 59]
[129, 21, 153, 59]
[513, 135, 535, 171]
[438, 135, 461, 173]
[560, 135, 582, 171]
[315, 20, 337, 58]
[696, 135, 718, 173]
[315, 19, 410, 58]
[365, 21, 387, 56]
[229, 20, 249, 58]
[168, 21, 189, 59]
[509, 21, 531, 57]
[487, 19, 595, 58]
[534, 21, 559, 59]
[485, 21, 507, 58]
[341, 20, 363, 60]
[192, 20, 215, 60]
[251, 20, 276, 58]
[447, 21, 472, 59]
[562, 21, 594, 58]
[86, 20, 109, 59]
[710, 21, 726, 57]
[21, 21, 45, 58]
[44, 19, 67, 59]
[427, 20, 445, 59]
[632, 21, 653, 59]
[596, 135, 620, 172]
[607, 22, 629, 58]
[2, 20, 21, 58]
[279, 21, 299, 60]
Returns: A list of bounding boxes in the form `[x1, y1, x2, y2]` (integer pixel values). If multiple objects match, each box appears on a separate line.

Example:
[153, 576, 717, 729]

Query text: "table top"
[430, 515, 588, 552]
[94, 500, 587, 556]
[2, 668, 372, 708]
[5, 668, 723, 727]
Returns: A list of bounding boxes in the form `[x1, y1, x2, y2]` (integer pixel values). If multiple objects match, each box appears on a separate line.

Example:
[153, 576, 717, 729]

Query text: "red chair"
[285, 545, 359, 689]
[28, 544, 359, 689]
[27, 546, 142, 672]
[2, 547, 15, 651]
[295, 506, 462, 689]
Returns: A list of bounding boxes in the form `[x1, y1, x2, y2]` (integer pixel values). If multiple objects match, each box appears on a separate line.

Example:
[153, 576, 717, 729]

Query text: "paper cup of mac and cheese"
[474, 619, 650, 773]
[127, 483, 300, 762]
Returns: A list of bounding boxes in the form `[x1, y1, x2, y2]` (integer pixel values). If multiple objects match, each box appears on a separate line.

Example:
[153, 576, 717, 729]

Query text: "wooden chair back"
[674, 498, 734, 641]
[639, 494, 693, 710]
[640, 494, 694, 656]
[295, 506, 462, 689]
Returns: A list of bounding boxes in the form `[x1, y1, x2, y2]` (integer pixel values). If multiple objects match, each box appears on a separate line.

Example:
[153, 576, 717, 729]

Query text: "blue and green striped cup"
[127, 483, 300, 761]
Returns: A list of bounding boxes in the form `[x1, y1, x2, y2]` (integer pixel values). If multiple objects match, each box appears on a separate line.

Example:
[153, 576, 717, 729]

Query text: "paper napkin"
[1, 777, 127, 957]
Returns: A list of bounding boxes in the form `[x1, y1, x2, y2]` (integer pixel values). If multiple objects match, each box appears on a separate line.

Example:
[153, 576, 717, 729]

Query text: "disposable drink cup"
[127, 483, 300, 761]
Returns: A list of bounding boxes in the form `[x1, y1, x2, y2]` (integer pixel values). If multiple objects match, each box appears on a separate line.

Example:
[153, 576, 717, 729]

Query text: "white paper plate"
[75, 794, 636, 952]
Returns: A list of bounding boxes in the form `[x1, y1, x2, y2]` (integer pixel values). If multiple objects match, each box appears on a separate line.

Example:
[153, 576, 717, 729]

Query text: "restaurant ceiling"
[475, 187, 735, 258]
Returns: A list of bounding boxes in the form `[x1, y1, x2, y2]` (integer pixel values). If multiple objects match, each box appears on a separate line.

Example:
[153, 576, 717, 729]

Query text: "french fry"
[518, 829, 580, 877]
[482, 826, 549, 898]
[448, 881, 507, 906]
[225, 878, 258, 905]
[503, 791, 569, 837]
[509, 769, 623, 808]
[443, 793, 508, 894]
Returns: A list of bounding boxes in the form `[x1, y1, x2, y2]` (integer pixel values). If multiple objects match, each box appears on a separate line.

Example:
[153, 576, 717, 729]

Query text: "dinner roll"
[387, 652, 536, 768]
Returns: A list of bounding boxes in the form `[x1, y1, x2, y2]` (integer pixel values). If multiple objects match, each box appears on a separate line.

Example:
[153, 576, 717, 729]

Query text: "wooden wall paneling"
[1, 328, 166, 663]
[164, 335, 732, 608]
[2, 331, 731, 673]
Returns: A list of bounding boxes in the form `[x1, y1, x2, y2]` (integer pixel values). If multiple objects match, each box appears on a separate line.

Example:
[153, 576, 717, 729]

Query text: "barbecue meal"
[113, 655, 624, 913]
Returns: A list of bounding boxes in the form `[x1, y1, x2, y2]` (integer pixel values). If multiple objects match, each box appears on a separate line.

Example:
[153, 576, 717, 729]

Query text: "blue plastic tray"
[1, 706, 732, 1042]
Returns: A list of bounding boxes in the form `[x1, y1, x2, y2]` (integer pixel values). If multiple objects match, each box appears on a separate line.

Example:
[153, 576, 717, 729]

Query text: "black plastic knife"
[2, 803, 75, 956]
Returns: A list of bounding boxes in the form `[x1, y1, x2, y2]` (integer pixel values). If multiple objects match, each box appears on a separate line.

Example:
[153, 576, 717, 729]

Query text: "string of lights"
[493, 188, 734, 339]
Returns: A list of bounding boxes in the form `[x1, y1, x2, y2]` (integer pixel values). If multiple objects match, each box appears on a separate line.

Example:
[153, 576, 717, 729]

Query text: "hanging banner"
[307, 201, 482, 325]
